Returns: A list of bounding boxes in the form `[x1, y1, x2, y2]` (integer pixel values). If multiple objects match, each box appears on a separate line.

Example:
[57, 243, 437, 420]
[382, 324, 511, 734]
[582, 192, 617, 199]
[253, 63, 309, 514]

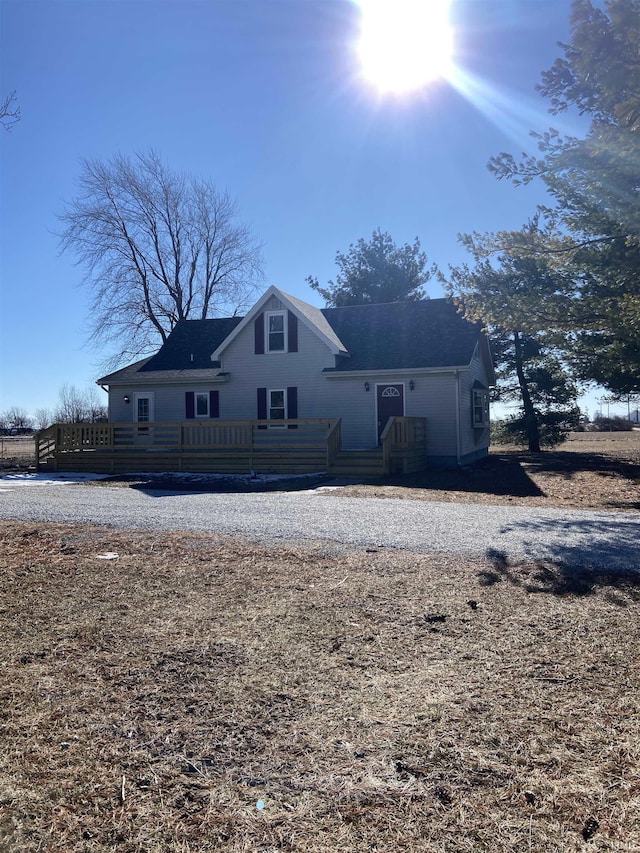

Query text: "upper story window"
[255, 309, 298, 354]
[472, 388, 490, 428]
[266, 311, 286, 353]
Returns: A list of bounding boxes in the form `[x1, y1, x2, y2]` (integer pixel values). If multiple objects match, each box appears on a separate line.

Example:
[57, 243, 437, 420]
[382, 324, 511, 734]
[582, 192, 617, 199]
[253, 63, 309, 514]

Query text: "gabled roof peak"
[210, 285, 347, 359]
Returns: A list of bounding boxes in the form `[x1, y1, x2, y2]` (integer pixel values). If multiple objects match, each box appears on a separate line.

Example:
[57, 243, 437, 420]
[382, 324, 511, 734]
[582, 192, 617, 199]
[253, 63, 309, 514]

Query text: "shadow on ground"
[113, 473, 334, 496]
[523, 450, 639, 487]
[388, 454, 546, 498]
[103, 457, 546, 499]
[481, 512, 640, 601]
[88, 447, 639, 505]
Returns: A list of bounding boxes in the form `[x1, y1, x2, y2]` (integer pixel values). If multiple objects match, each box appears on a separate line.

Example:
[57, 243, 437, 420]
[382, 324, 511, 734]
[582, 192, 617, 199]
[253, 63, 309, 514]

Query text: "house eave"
[322, 365, 472, 378]
[101, 370, 230, 387]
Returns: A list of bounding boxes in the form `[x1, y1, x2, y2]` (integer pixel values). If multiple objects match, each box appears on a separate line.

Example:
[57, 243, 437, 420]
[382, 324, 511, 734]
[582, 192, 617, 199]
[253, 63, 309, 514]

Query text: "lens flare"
[357, 0, 454, 94]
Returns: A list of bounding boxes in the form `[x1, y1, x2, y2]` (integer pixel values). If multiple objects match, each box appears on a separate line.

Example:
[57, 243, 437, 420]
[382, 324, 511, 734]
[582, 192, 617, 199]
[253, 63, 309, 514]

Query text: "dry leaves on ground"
[1, 520, 639, 852]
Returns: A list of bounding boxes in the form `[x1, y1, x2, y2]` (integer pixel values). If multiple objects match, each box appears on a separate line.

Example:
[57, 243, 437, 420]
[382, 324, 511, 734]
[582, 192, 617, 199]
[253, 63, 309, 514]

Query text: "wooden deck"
[35, 417, 427, 477]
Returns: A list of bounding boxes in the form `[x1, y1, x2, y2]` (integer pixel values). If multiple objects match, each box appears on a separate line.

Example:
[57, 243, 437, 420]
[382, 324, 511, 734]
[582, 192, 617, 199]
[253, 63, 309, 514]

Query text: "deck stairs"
[328, 448, 385, 477]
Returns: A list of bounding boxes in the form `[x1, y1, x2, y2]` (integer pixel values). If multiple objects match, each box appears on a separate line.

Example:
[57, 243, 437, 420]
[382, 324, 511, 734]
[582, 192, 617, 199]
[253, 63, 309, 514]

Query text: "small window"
[137, 397, 150, 422]
[472, 388, 490, 428]
[195, 392, 209, 417]
[269, 389, 286, 426]
[266, 311, 286, 352]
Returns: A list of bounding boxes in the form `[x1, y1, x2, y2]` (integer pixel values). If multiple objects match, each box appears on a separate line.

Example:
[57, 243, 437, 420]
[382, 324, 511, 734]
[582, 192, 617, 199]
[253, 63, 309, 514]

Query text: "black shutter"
[185, 391, 195, 419]
[288, 311, 298, 353]
[287, 386, 298, 429]
[209, 390, 219, 419]
[254, 313, 264, 354]
[257, 387, 267, 429]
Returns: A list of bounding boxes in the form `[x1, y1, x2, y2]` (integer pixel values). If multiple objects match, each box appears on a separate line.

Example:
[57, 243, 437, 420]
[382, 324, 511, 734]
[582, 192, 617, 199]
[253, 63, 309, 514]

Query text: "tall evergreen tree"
[489, 0, 640, 394]
[307, 229, 433, 306]
[444, 233, 579, 452]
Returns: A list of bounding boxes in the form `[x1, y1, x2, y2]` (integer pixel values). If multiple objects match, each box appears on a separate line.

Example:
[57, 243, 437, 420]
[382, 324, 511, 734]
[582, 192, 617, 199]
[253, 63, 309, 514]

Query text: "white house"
[95, 286, 495, 468]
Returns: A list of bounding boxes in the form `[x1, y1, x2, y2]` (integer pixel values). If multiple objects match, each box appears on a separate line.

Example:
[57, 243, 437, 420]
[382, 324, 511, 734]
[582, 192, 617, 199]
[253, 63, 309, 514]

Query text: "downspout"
[455, 370, 461, 467]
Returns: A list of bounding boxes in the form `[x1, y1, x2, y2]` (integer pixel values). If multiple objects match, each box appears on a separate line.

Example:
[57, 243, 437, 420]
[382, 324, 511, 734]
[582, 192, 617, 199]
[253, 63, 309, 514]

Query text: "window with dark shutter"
[266, 312, 286, 352]
[209, 390, 219, 419]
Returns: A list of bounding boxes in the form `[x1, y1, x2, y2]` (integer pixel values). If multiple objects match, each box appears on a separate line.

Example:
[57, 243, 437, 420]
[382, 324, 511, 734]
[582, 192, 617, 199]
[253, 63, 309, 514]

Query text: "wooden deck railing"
[35, 416, 427, 475]
[36, 419, 338, 471]
[381, 416, 427, 474]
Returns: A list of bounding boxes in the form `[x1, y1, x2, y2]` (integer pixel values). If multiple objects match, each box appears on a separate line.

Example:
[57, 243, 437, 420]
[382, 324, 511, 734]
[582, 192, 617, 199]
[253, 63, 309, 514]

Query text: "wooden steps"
[328, 449, 385, 477]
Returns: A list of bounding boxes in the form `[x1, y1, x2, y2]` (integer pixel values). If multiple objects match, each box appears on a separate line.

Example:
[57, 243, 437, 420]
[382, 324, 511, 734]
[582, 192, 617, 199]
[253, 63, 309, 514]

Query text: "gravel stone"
[1, 480, 638, 571]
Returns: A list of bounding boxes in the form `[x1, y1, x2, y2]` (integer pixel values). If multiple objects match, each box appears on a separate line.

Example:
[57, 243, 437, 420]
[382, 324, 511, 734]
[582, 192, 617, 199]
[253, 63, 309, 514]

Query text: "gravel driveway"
[1, 476, 639, 572]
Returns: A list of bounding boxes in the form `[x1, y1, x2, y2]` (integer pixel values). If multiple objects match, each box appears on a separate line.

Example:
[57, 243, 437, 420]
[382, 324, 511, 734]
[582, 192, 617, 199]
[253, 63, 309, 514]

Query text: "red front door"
[377, 383, 404, 444]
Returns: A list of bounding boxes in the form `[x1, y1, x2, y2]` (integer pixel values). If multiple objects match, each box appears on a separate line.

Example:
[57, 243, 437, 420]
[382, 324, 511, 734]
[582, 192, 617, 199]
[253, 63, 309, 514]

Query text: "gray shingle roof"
[320, 299, 482, 371]
[280, 290, 347, 353]
[139, 317, 243, 371]
[98, 297, 486, 383]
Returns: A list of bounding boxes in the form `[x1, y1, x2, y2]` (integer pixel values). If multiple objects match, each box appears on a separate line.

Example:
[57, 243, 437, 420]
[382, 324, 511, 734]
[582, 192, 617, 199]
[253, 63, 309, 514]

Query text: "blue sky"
[0, 0, 613, 419]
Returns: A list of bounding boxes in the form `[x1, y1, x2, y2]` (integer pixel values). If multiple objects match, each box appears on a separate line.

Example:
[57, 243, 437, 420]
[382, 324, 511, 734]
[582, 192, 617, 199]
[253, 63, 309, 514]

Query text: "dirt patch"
[1, 520, 639, 852]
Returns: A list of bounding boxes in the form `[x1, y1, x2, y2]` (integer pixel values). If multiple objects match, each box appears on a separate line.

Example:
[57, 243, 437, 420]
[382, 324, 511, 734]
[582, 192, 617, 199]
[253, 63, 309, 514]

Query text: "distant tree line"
[0, 385, 107, 433]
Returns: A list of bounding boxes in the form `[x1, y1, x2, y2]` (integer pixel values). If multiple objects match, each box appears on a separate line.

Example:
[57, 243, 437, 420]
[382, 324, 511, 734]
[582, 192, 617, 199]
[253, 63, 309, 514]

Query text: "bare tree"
[54, 384, 87, 424]
[83, 386, 108, 422]
[53, 385, 107, 423]
[0, 91, 20, 131]
[59, 151, 264, 367]
[33, 407, 53, 430]
[2, 406, 33, 432]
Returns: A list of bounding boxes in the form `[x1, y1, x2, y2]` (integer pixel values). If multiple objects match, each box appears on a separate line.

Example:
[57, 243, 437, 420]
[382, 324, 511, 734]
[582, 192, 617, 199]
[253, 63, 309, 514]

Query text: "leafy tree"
[307, 229, 433, 306]
[444, 232, 579, 452]
[488, 0, 640, 394]
[59, 150, 263, 368]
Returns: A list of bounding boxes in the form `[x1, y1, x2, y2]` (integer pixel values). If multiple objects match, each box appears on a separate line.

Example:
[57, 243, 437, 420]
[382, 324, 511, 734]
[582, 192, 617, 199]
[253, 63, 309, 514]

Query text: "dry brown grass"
[0, 437, 35, 471]
[333, 433, 640, 512]
[1, 521, 639, 852]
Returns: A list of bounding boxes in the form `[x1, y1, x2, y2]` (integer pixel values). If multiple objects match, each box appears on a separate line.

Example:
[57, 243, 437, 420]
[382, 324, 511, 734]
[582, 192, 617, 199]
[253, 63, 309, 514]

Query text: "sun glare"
[357, 0, 454, 95]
